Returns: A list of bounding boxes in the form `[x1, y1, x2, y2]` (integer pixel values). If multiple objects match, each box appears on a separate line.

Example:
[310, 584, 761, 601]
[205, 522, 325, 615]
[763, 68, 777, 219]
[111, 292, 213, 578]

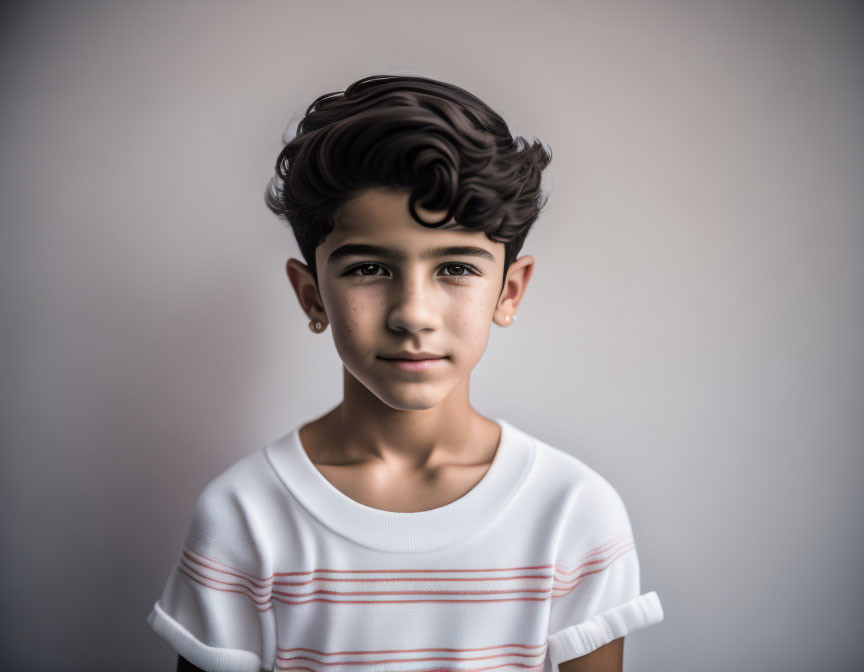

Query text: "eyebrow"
[326, 243, 496, 266]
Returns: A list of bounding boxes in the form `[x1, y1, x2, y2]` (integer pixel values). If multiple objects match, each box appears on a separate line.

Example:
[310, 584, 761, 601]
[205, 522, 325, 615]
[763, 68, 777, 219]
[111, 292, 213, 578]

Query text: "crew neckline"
[264, 417, 536, 553]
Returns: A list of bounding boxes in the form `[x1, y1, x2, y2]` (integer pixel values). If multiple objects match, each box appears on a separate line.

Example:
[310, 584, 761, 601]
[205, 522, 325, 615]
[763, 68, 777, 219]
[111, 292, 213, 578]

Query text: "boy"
[148, 74, 663, 672]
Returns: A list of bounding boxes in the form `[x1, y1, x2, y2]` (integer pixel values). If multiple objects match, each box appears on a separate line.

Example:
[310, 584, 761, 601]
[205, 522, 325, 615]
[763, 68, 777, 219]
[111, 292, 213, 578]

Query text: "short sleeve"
[147, 481, 274, 672]
[546, 473, 664, 670]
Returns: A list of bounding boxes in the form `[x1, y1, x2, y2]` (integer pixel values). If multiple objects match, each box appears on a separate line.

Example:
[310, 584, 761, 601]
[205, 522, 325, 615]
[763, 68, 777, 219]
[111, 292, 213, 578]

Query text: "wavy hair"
[264, 74, 552, 293]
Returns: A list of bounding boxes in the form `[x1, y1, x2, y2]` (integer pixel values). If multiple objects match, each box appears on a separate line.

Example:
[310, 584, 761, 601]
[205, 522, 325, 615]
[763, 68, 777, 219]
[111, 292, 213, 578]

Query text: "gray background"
[2, 1, 862, 670]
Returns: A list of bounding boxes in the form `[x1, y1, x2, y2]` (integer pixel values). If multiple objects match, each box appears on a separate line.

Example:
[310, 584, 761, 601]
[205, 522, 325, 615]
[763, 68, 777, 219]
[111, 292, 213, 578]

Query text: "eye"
[344, 263, 387, 277]
[439, 263, 479, 277]
[342, 263, 481, 279]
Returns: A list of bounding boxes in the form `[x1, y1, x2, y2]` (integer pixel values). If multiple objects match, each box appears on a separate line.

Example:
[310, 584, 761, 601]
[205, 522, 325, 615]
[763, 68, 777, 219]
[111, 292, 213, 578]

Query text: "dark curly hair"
[264, 74, 552, 294]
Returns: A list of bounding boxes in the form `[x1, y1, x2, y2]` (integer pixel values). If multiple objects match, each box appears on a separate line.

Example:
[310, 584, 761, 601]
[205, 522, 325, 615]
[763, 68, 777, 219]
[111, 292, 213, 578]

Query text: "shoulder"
[199, 444, 274, 499]
[528, 434, 633, 533]
[184, 446, 277, 567]
[532, 435, 625, 500]
[522, 438, 636, 570]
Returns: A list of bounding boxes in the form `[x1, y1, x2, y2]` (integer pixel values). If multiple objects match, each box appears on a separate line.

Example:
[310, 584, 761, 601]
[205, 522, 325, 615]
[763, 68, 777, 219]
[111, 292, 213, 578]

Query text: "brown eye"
[440, 263, 479, 277]
[342, 263, 479, 279]
[345, 263, 387, 277]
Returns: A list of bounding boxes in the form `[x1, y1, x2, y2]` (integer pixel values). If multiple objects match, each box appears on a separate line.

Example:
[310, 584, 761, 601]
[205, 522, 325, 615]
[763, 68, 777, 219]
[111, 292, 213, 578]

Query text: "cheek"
[328, 294, 381, 342]
[449, 295, 494, 346]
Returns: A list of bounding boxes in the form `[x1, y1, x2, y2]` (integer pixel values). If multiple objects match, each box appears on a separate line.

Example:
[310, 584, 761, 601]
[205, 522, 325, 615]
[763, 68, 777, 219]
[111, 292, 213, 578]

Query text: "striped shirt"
[147, 418, 663, 672]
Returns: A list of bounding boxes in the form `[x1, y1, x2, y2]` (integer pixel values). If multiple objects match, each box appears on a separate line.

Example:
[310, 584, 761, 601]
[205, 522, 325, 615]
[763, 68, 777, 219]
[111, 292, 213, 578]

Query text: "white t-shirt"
[147, 418, 663, 672]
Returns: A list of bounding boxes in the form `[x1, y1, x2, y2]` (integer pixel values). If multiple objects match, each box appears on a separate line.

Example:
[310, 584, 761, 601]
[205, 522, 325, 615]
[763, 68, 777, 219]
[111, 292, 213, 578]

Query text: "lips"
[379, 351, 447, 361]
[379, 356, 449, 372]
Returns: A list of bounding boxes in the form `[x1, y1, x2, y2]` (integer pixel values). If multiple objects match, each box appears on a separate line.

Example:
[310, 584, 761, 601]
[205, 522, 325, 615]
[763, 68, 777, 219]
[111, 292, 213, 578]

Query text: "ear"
[493, 255, 534, 327]
[286, 258, 328, 327]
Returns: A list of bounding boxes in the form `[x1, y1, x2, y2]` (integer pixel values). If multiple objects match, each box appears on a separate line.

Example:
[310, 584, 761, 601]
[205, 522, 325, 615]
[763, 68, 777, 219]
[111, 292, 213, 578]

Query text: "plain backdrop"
[1, 1, 862, 670]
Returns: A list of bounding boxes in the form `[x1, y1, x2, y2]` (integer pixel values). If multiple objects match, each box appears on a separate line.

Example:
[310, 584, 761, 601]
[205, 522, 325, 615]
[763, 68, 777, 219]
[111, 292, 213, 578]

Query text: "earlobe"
[308, 319, 328, 333]
[495, 309, 518, 327]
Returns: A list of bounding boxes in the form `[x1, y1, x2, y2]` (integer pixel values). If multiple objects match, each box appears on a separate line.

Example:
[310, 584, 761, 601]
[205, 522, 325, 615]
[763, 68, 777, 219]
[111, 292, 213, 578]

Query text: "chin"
[371, 386, 449, 412]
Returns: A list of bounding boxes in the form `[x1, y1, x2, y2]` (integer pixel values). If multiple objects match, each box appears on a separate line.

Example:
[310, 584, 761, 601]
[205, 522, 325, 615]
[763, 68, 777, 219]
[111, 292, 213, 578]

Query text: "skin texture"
[558, 637, 624, 671]
[285, 186, 535, 503]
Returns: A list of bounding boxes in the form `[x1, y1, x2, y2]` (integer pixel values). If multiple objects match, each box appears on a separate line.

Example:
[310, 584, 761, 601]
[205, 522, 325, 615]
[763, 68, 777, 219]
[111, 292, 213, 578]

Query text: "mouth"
[379, 352, 447, 361]
[377, 356, 449, 372]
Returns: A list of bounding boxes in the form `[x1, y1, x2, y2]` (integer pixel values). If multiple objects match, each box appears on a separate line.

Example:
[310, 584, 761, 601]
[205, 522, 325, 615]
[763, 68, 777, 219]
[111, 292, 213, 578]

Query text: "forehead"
[338, 187, 458, 233]
[327, 187, 499, 252]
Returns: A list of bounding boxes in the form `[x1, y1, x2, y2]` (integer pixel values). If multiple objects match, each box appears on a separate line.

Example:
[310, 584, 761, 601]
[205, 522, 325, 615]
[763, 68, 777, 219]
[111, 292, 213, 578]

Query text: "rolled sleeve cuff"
[548, 591, 664, 669]
[147, 600, 263, 672]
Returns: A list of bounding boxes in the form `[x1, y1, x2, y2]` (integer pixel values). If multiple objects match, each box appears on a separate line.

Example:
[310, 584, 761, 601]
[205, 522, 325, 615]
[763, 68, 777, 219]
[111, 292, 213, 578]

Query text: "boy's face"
[287, 187, 532, 412]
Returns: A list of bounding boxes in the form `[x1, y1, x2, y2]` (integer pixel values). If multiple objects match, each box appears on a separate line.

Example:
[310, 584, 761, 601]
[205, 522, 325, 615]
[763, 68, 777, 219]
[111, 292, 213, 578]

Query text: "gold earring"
[308, 319, 326, 332]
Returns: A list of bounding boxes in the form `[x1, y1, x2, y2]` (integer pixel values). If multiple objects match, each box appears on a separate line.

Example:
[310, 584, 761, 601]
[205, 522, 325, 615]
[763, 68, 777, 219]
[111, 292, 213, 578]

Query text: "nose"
[386, 268, 439, 334]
